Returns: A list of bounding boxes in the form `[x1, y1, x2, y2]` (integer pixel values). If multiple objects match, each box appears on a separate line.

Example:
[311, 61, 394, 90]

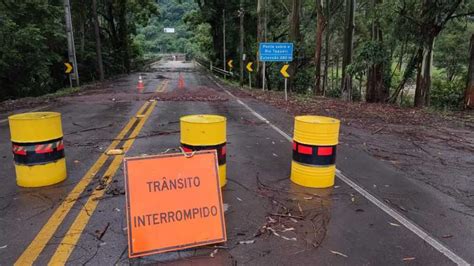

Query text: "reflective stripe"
[318, 147, 333, 156]
[297, 144, 313, 155]
[292, 141, 336, 166]
[12, 138, 65, 165]
[181, 143, 226, 165]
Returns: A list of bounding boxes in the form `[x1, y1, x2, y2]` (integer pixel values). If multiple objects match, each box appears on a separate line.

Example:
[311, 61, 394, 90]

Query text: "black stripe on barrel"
[12, 138, 65, 166]
[181, 143, 226, 165]
[292, 141, 336, 166]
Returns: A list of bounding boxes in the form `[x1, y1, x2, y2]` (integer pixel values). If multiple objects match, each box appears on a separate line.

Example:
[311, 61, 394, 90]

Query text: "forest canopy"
[0, 0, 158, 100]
[186, 0, 474, 109]
[1, 0, 473, 109]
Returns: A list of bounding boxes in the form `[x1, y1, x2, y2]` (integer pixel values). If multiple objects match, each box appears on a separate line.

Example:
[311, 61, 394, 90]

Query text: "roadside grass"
[41, 86, 82, 99]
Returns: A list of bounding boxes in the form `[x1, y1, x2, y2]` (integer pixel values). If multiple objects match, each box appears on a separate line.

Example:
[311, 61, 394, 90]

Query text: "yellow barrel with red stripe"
[291, 115, 340, 188]
[180, 115, 227, 187]
[8, 112, 67, 187]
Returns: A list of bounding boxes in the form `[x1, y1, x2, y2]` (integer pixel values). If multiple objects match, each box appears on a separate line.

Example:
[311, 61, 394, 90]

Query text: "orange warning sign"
[123, 151, 226, 258]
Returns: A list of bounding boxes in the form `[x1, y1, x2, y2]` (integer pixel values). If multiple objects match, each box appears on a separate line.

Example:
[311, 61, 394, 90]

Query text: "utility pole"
[92, 0, 104, 81]
[63, 0, 79, 87]
[223, 9, 227, 74]
[239, 1, 244, 87]
[262, 0, 267, 91]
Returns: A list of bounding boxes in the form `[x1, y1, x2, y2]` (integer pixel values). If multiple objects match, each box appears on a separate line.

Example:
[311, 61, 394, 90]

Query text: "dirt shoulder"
[227, 85, 474, 210]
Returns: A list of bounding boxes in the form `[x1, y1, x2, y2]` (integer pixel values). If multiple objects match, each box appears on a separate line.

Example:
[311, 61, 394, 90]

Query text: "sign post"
[63, 0, 79, 87]
[123, 151, 226, 258]
[280, 64, 290, 101]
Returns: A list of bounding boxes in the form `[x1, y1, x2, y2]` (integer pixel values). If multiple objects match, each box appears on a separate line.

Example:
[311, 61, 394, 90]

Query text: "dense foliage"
[0, 0, 158, 100]
[1, 0, 473, 110]
[186, 0, 474, 109]
[134, 0, 196, 59]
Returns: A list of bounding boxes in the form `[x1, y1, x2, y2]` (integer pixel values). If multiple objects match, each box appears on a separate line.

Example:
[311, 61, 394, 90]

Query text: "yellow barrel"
[180, 115, 227, 187]
[290, 115, 340, 188]
[8, 112, 67, 187]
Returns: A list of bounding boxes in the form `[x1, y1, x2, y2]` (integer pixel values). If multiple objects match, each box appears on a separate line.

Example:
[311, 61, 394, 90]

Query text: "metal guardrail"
[194, 58, 237, 78]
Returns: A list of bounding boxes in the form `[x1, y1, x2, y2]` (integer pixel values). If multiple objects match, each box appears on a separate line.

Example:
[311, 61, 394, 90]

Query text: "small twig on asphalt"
[269, 213, 304, 220]
[267, 227, 297, 241]
[412, 141, 430, 154]
[227, 178, 254, 192]
[65, 124, 113, 135]
[372, 126, 384, 135]
[72, 122, 86, 128]
[82, 246, 100, 265]
[256, 173, 322, 198]
[113, 246, 128, 265]
[96, 222, 110, 240]
[330, 250, 348, 258]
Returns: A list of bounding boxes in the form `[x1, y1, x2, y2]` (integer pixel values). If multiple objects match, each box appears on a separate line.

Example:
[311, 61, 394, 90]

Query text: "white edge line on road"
[208, 74, 470, 266]
[0, 105, 50, 124]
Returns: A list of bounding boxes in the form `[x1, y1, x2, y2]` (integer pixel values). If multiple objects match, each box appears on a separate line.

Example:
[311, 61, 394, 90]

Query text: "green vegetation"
[0, 0, 158, 101]
[1, 0, 473, 110]
[134, 0, 197, 59]
[185, 0, 474, 110]
[41, 86, 82, 98]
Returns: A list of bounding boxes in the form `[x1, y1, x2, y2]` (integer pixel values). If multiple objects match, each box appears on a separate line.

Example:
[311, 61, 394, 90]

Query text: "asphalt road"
[0, 60, 472, 265]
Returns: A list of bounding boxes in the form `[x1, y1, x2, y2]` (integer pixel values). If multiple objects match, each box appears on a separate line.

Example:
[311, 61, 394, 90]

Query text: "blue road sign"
[259, 42, 294, 62]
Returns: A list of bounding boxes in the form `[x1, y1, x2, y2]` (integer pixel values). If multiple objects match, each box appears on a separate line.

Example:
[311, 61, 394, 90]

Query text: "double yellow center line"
[15, 80, 168, 265]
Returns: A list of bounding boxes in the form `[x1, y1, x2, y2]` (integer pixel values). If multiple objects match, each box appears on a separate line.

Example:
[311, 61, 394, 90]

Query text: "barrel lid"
[295, 115, 339, 124]
[9, 112, 61, 121]
[180, 114, 226, 124]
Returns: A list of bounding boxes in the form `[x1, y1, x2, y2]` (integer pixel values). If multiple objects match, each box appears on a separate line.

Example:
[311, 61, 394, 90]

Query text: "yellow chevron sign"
[64, 62, 73, 74]
[280, 64, 290, 78]
[227, 59, 233, 69]
[246, 62, 253, 72]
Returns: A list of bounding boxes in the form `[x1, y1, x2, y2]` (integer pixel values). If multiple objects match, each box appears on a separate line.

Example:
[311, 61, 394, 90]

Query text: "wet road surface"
[0, 60, 472, 265]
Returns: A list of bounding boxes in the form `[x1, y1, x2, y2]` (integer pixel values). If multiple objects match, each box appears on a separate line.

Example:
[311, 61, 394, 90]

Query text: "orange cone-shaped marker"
[137, 75, 145, 93]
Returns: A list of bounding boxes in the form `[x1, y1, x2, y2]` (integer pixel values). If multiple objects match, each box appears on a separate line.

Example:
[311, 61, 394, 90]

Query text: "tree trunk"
[366, 0, 387, 102]
[397, 41, 405, 71]
[79, 18, 85, 55]
[256, 0, 265, 89]
[118, 0, 130, 73]
[322, 0, 330, 96]
[414, 36, 434, 107]
[78, 0, 85, 55]
[335, 54, 339, 89]
[92, 0, 104, 81]
[341, 0, 355, 101]
[465, 33, 474, 109]
[288, 0, 301, 91]
[239, 1, 244, 87]
[388, 51, 418, 103]
[314, 0, 325, 95]
[331, 54, 335, 90]
[412, 0, 460, 107]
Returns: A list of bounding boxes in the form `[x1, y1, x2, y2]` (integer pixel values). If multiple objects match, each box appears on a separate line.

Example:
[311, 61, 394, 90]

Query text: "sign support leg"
[249, 72, 252, 89]
[284, 78, 288, 101]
